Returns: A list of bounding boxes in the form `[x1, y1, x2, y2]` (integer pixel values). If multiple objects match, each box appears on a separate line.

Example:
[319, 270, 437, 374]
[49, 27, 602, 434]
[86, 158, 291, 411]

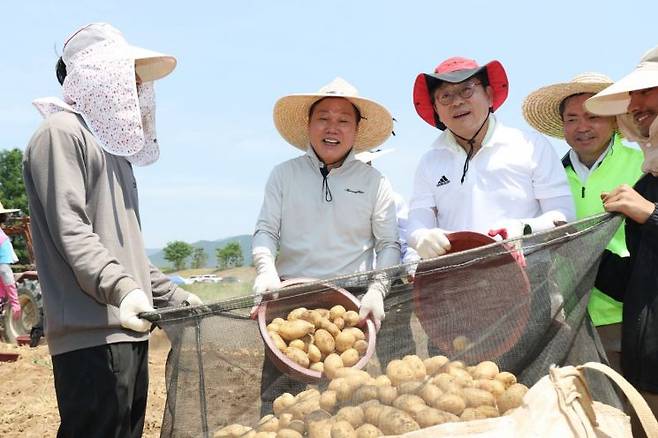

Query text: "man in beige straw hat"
[408, 56, 574, 259]
[585, 45, 658, 425]
[523, 73, 644, 373]
[252, 77, 400, 413]
[23, 23, 201, 437]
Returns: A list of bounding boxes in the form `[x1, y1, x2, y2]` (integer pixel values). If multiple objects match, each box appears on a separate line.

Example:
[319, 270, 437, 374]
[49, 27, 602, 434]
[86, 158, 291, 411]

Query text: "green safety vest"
[562, 134, 644, 326]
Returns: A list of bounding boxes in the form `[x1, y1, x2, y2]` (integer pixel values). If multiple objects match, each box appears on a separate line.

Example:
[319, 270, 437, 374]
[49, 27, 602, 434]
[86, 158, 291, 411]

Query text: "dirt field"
[0, 329, 171, 438]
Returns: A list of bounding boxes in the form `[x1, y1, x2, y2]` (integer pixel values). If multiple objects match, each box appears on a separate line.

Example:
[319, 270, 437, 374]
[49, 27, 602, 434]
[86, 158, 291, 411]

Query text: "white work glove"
[358, 278, 388, 332]
[409, 228, 451, 259]
[252, 250, 281, 294]
[119, 289, 154, 333]
[183, 292, 203, 307]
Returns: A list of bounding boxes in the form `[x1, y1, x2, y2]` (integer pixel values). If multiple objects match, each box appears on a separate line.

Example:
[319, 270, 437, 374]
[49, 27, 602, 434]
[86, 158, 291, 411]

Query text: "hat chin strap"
[449, 111, 490, 184]
[311, 146, 353, 203]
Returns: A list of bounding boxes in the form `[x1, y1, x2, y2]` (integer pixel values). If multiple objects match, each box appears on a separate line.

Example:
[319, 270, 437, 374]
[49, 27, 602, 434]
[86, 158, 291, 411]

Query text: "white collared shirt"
[409, 116, 573, 233]
[568, 140, 613, 183]
[253, 148, 401, 279]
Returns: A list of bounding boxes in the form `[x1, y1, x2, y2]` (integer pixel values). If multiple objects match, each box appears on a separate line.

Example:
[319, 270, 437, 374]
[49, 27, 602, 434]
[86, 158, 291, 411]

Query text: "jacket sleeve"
[252, 167, 282, 257]
[24, 124, 139, 307]
[595, 249, 631, 302]
[372, 177, 401, 270]
[149, 262, 190, 309]
[641, 203, 658, 241]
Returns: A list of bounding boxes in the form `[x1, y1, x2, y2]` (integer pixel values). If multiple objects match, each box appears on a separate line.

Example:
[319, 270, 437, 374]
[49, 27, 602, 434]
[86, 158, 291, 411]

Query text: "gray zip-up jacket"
[23, 111, 188, 355]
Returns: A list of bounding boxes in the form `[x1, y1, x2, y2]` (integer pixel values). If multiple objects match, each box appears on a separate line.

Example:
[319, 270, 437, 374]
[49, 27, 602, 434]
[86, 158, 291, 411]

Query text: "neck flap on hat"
[617, 113, 658, 176]
[32, 37, 159, 166]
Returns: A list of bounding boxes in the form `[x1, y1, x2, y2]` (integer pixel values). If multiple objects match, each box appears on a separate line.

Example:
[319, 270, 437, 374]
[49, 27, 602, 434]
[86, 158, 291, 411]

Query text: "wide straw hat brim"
[523, 75, 613, 139]
[273, 88, 393, 152]
[413, 60, 508, 130]
[585, 64, 658, 116]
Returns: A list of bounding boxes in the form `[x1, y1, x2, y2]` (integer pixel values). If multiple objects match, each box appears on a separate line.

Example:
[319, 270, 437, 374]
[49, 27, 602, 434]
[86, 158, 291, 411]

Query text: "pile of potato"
[266, 305, 368, 376]
[214, 355, 528, 438]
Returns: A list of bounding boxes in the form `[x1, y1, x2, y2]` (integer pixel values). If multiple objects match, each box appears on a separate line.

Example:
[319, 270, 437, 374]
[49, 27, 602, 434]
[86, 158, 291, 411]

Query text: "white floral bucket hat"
[33, 23, 176, 166]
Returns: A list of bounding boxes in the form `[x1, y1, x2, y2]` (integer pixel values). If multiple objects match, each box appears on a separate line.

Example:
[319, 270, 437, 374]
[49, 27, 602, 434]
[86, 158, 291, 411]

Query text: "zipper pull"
[581, 187, 585, 198]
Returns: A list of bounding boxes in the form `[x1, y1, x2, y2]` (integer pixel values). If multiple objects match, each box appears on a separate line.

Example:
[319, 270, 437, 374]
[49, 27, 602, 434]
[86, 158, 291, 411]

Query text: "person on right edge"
[523, 72, 644, 373]
[585, 45, 658, 432]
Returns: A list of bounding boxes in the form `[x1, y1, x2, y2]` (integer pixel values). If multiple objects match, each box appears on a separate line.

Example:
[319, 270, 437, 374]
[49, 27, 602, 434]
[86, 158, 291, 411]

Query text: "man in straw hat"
[23, 23, 202, 437]
[252, 77, 400, 413]
[407, 56, 574, 259]
[0, 202, 22, 321]
[523, 73, 644, 373]
[585, 45, 658, 423]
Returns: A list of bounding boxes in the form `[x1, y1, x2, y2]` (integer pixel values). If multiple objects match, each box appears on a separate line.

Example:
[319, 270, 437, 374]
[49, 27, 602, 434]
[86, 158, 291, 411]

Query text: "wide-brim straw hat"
[63, 23, 176, 82]
[273, 77, 394, 152]
[413, 57, 509, 130]
[522, 72, 614, 139]
[0, 201, 19, 214]
[585, 45, 658, 116]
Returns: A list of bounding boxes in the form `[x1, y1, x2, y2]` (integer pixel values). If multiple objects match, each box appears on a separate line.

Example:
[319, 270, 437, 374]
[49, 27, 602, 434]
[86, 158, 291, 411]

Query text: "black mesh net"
[144, 213, 624, 438]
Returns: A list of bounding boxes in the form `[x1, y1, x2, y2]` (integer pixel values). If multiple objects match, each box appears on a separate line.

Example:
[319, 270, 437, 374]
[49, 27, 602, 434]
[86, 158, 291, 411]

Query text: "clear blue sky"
[2, 1, 656, 248]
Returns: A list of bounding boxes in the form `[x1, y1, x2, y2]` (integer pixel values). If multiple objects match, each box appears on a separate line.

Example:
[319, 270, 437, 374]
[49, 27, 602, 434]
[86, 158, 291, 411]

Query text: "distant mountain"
[148, 234, 253, 269]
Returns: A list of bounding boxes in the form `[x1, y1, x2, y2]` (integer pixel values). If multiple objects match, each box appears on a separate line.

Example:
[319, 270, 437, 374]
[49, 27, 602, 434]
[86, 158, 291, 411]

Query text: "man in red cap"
[407, 57, 574, 258]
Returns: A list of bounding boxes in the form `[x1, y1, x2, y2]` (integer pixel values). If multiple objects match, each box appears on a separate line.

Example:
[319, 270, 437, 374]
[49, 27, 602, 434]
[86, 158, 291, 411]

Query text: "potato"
[342, 327, 366, 341]
[300, 309, 323, 327]
[214, 424, 252, 437]
[495, 371, 517, 389]
[397, 381, 423, 395]
[319, 318, 341, 337]
[310, 362, 324, 373]
[462, 387, 496, 408]
[255, 432, 276, 438]
[460, 407, 487, 421]
[307, 344, 322, 363]
[418, 382, 443, 405]
[289, 398, 321, 421]
[352, 340, 368, 356]
[363, 403, 385, 426]
[313, 329, 335, 355]
[447, 366, 472, 382]
[353, 385, 379, 404]
[267, 322, 281, 333]
[392, 394, 425, 412]
[273, 393, 296, 416]
[289, 339, 306, 352]
[496, 383, 528, 414]
[324, 353, 344, 379]
[335, 331, 356, 353]
[475, 405, 499, 418]
[472, 361, 500, 380]
[373, 375, 391, 387]
[355, 423, 383, 438]
[475, 378, 505, 397]
[315, 308, 331, 318]
[402, 355, 427, 380]
[431, 373, 456, 391]
[269, 332, 287, 351]
[448, 360, 466, 369]
[433, 393, 465, 416]
[452, 335, 471, 351]
[330, 305, 347, 320]
[376, 385, 398, 405]
[278, 320, 315, 342]
[287, 420, 306, 434]
[307, 419, 334, 438]
[386, 360, 414, 386]
[305, 409, 332, 424]
[331, 420, 356, 438]
[423, 355, 449, 375]
[343, 310, 360, 327]
[340, 348, 360, 367]
[272, 317, 286, 325]
[296, 388, 321, 401]
[336, 406, 365, 428]
[334, 368, 371, 380]
[333, 317, 346, 330]
[283, 347, 309, 368]
[276, 429, 303, 438]
[378, 408, 420, 435]
[415, 407, 459, 428]
[256, 415, 279, 432]
[320, 390, 338, 413]
[334, 380, 357, 403]
[278, 413, 294, 430]
[287, 307, 307, 321]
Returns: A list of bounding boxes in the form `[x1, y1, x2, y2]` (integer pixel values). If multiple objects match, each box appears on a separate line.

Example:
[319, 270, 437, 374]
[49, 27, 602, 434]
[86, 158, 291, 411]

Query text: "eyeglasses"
[434, 81, 482, 106]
